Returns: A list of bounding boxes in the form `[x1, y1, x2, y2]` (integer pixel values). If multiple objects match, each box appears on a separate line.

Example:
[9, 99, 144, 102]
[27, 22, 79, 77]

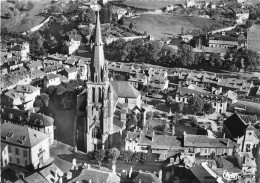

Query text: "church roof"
[110, 81, 140, 98]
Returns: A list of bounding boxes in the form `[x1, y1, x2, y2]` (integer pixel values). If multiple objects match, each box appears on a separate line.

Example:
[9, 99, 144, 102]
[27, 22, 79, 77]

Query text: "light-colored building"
[61, 67, 78, 80]
[11, 42, 30, 61]
[208, 40, 238, 49]
[183, 132, 238, 157]
[1, 123, 50, 169]
[186, 0, 195, 7]
[175, 87, 228, 113]
[2, 85, 40, 111]
[233, 9, 249, 24]
[45, 74, 61, 87]
[1, 107, 54, 145]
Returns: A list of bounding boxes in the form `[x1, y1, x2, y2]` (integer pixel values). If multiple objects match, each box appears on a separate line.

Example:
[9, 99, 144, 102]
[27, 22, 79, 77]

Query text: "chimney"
[89, 180, 92, 183]
[129, 167, 133, 178]
[59, 177, 63, 183]
[87, 164, 91, 169]
[139, 179, 142, 183]
[227, 139, 230, 147]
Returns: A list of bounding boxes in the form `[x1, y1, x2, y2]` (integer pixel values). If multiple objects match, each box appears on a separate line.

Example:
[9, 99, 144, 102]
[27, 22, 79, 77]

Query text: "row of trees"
[2, 1, 34, 19]
[167, 95, 215, 115]
[105, 39, 260, 72]
[88, 148, 147, 166]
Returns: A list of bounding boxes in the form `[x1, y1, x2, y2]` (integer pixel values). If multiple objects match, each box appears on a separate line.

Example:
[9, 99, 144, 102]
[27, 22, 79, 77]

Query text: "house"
[232, 8, 249, 24]
[175, 87, 228, 113]
[61, 67, 78, 80]
[68, 164, 120, 183]
[76, 58, 90, 80]
[1, 85, 40, 111]
[208, 39, 238, 49]
[1, 123, 51, 169]
[45, 74, 61, 87]
[125, 131, 181, 160]
[43, 64, 64, 75]
[223, 112, 258, 140]
[14, 163, 63, 183]
[1, 107, 55, 145]
[189, 164, 219, 183]
[183, 132, 238, 157]
[10, 42, 30, 61]
[63, 57, 78, 68]
[237, 124, 259, 153]
[27, 60, 43, 72]
[131, 170, 162, 183]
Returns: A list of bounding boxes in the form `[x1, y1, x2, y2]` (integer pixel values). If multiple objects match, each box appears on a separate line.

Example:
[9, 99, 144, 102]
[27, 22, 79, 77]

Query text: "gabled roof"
[132, 171, 162, 183]
[110, 81, 140, 98]
[189, 165, 217, 183]
[1, 123, 48, 148]
[184, 134, 238, 148]
[151, 135, 181, 149]
[68, 166, 120, 183]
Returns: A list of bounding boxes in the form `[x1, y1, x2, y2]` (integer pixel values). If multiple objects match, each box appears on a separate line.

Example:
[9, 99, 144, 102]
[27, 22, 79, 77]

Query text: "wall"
[31, 138, 50, 169]
[211, 24, 237, 34]
[106, 36, 148, 45]
[22, 16, 52, 35]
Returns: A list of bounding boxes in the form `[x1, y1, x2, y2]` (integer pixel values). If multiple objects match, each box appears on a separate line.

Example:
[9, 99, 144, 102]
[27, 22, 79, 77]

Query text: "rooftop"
[1, 123, 48, 148]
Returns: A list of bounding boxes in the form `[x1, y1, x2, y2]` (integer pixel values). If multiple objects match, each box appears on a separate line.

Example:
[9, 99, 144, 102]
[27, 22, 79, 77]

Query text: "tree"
[126, 113, 137, 130]
[48, 4, 62, 14]
[172, 125, 175, 136]
[203, 103, 215, 114]
[215, 156, 224, 168]
[27, 1, 34, 11]
[33, 93, 50, 108]
[93, 149, 105, 166]
[188, 95, 204, 115]
[176, 102, 184, 113]
[100, 3, 112, 23]
[21, 18, 29, 25]
[46, 85, 57, 96]
[55, 84, 67, 95]
[233, 151, 242, 169]
[188, 115, 198, 126]
[79, 9, 96, 24]
[176, 45, 195, 67]
[129, 22, 133, 30]
[119, 150, 133, 163]
[106, 148, 120, 164]
[134, 152, 146, 162]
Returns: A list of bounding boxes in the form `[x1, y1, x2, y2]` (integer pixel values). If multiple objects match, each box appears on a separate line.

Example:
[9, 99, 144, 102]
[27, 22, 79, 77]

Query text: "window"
[9, 156, 12, 162]
[205, 148, 208, 154]
[17, 158, 20, 164]
[15, 148, 19, 155]
[8, 146, 11, 153]
[25, 160, 27, 166]
[23, 150, 27, 157]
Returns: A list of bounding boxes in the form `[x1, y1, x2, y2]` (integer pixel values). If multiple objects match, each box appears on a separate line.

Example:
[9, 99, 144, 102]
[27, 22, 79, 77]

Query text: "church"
[76, 12, 142, 152]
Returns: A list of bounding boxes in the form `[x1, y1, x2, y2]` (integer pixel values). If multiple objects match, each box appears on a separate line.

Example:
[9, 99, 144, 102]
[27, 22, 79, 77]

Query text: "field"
[1, 0, 51, 33]
[125, 14, 225, 40]
[247, 24, 260, 54]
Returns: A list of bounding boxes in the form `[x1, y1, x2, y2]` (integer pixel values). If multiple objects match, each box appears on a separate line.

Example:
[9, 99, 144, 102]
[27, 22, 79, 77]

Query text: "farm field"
[247, 24, 260, 54]
[125, 14, 226, 40]
[1, 0, 51, 33]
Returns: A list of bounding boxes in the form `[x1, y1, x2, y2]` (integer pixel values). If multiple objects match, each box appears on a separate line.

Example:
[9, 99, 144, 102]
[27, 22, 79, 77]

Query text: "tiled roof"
[2, 107, 54, 127]
[223, 113, 247, 138]
[184, 134, 238, 148]
[111, 81, 140, 98]
[1, 123, 48, 148]
[44, 64, 63, 73]
[132, 171, 162, 183]
[64, 58, 78, 65]
[14, 84, 40, 94]
[47, 73, 60, 80]
[31, 69, 45, 78]
[203, 47, 228, 54]
[69, 167, 119, 183]
[237, 113, 257, 124]
[125, 131, 140, 141]
[28, 60, 43, 68]
[151, 135, 181, 149]
[209, 40, 238, 46]
[39, 163, 64, 181]
[21, 172, 48, 183]
[65, 67, 77, 73]
[189, 165, 217, 183]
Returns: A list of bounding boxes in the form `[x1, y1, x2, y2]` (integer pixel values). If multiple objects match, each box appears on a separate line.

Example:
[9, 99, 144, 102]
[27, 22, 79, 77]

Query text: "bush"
[134, 152, 147, 162]
[119, 150, 133, 163]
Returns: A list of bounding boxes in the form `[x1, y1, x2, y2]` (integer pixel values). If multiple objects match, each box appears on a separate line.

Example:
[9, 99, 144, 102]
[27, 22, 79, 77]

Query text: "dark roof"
[28, 60, 43, 68]
[132, 171, 162, 183]
[1, 123, 48, 148]
[223, 112, 257, 138]
[113, 117, 124, 129]
[65, 67, 77, 73]
[111, 81, 140, 98]
[2, 107, 54, 127]
[189, 165, 217, 183]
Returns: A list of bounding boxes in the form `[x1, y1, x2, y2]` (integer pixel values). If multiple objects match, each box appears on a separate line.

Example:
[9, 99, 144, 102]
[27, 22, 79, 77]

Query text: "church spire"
[95, 11, 103, 46]
[91, 11, 106, 83]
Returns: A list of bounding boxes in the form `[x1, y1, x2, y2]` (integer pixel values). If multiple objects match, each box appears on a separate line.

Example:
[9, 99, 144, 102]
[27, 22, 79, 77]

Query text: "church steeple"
[91, 11, 106, 83]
